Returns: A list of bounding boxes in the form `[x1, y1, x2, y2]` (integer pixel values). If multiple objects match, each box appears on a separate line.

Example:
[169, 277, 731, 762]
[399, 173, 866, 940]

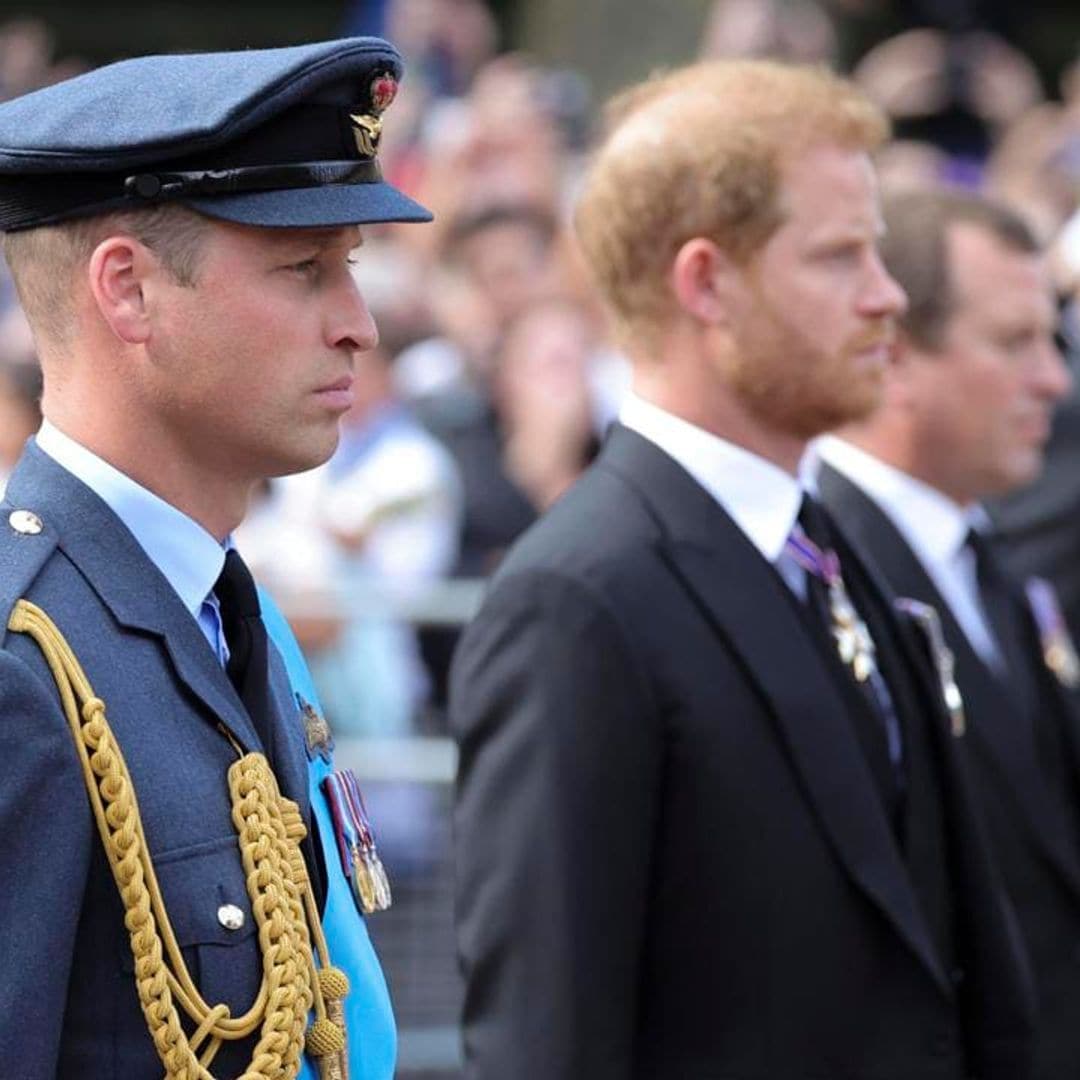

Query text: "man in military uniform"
[0, 39, 430, 1079]
[814, 189, 1080, 1079]
[451, 61, 1035, 1079]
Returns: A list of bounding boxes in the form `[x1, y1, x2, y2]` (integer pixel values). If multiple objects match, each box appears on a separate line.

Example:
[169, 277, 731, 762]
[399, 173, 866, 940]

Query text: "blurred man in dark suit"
[989, 287, 1080, 643]
[451, 62, 1034, 1080]
[815, 188, 1079, 1080]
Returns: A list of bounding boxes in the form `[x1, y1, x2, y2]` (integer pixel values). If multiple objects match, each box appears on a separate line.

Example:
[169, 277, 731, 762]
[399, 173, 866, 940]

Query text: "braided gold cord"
[8, 599, 349, 1080]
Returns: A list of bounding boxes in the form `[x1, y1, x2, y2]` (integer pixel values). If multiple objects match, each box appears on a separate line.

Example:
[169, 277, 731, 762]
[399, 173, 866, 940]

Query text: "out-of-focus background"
[3, 1, 1080, 1075]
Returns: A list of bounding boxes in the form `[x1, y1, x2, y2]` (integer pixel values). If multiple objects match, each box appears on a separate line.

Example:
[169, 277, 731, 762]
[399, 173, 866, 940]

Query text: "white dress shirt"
[813, 435, 1003, 669]
[620, 393, 803, 562]
[620, 399, 906, 764]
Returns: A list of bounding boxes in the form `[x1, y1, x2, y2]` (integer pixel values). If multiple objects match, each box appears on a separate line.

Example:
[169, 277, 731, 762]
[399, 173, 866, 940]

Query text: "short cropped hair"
[880, 190, 1040, 350]
[573, 60, 889, 343]
[2, 203, 210, 349]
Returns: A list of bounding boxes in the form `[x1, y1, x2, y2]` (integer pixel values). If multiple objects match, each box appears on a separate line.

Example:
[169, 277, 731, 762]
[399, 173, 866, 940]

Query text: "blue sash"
[260, 590, 397, 1080]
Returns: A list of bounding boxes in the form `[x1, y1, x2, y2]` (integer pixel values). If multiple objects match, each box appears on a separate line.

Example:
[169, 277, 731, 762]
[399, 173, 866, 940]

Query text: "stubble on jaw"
[720, 297, 891, 443]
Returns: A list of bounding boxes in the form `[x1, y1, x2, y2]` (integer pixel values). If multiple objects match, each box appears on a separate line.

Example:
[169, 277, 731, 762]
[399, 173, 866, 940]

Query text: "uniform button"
[9, 510, 43, 535]
[217, 903, 245, 931]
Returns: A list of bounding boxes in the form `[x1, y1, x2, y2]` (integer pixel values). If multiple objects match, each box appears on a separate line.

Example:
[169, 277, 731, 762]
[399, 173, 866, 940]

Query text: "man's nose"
[327, 279, 379, 354]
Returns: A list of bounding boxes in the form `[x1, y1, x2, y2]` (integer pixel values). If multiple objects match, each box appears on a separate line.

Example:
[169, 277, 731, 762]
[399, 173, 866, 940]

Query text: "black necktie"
[793, 497, 872, 670]
[965, 528, 1029, 684]
[789, 496, 906, 812]
[214, 549, 274, 756]
[794, 496, 839, 621]
[215, 550, 328, 906]
[212, 557, 326, 902]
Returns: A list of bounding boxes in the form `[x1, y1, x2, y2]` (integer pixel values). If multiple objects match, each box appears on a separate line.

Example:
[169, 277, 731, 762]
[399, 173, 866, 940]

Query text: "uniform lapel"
[819, 462, 1080, 901]
[266, 638, 312, 819]
[5, 444, 262, 753]
[600, 427, 951, 996]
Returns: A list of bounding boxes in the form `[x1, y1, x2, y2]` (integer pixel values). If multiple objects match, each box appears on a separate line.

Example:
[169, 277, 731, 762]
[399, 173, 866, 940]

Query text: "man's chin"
[789, 391, 884, 442]
[266, 437, 341, 480]
[995, 455, 1044, 498]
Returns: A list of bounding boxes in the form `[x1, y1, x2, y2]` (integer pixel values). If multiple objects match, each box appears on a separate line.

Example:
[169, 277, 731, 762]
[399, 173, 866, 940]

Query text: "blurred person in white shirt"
[240, 336, 461, 735]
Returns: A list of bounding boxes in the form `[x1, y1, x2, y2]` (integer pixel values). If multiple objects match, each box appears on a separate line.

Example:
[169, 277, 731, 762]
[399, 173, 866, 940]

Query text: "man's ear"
[86, 236, 157, 345]
[669, 237, 745, 328]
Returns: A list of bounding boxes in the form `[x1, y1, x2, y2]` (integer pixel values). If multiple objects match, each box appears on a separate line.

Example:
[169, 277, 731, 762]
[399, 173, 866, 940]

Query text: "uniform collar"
[619, 392, 803, 562]
[34, 420, 226, 617]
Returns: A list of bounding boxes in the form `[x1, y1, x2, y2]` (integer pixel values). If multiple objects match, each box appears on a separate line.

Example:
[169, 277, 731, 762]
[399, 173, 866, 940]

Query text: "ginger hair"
[573, 60, 889, 348]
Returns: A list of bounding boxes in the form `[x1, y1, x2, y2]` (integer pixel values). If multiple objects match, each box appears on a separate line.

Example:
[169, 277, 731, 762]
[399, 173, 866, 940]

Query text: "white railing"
[270, 577, 487, 629]
[334, 735, 458, 784]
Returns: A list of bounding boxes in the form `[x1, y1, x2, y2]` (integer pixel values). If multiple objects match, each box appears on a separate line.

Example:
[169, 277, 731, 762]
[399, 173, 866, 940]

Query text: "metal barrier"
[276, 577, 487, 1076]
[336, 734, 465, 1078]
[305, 579, 479, 1077]
[274, 578, 487, 629]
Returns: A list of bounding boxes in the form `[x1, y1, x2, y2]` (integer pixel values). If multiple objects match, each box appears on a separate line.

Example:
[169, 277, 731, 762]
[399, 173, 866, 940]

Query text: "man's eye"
[290, 259, 318, 274]
[1001, 332, 1038, 356]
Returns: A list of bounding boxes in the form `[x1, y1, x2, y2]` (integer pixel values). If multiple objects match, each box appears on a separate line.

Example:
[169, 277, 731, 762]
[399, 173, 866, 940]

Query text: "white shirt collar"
[811, 434, 1003, 666]
[35, 420, 226, 617]
[813, 435, 981, 564]
[619, 392, 802, 561]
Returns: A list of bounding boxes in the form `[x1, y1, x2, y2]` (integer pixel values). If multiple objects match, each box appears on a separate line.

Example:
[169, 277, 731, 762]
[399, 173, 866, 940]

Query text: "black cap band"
[124, 160, 382, 200]
[0, 159, 384, 231]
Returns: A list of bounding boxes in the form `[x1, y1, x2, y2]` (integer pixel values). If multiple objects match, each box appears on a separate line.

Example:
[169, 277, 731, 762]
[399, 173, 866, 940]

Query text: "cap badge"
[370, 72, 398, 113]
[349, 70, 398, 158]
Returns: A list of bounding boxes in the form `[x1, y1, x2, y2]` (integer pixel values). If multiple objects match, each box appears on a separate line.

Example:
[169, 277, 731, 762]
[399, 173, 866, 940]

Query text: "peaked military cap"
[0, 37, 432, 231]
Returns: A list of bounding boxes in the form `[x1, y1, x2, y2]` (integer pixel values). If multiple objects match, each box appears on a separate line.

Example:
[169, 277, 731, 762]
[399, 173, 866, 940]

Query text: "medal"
[896, 597, 966, 736]
[298, 693, 334, 762]
[322, 769, 392, 914]
[827, 577, 878, 683]
[786, 528, 879, 684]
[1024, 577, 1080, 690]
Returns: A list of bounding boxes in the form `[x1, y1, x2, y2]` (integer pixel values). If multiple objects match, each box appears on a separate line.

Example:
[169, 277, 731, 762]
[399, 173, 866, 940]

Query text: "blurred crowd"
[2, 0, 1080, 736]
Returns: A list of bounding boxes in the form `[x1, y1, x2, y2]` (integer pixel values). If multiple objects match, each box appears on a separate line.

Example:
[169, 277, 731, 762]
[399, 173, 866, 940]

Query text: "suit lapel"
[600, 428, 951, 995]
[6, 444, 262, 753]
[819, 463, 1080, 900]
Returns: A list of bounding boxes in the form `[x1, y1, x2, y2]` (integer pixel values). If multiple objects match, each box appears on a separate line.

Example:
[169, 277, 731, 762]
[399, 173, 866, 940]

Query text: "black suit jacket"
[819, 461, 1080, 1080]
[450, 427, 1033, 1080]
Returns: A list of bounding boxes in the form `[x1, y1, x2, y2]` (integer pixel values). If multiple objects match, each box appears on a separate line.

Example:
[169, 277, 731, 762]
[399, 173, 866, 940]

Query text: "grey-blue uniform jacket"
[0, 442, 390, 1078]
